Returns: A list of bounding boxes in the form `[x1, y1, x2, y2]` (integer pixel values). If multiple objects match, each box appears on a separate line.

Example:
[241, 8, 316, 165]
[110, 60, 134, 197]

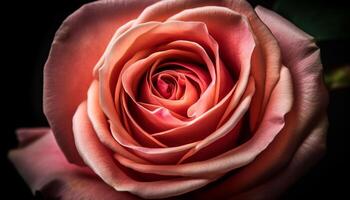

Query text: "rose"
[9, 0, 328, 199]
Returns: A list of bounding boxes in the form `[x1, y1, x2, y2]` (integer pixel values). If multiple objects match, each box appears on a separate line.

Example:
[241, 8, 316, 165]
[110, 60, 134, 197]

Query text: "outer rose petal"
[43, 0, 159, 164]
[192, 6, 328, 199]
[233, 116, 327, 200]
[235, 5, 329, 191]
[73, 102, 213, 199]
[8, 129, 139, 200]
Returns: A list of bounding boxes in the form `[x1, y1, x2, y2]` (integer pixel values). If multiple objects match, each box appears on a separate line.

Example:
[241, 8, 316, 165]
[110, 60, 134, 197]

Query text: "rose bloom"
[9, 0, 328, 199]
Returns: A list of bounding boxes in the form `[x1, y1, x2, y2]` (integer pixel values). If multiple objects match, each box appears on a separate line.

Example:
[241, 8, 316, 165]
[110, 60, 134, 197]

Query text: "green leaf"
[325, 66, 350, 90]
[273, 0, 350, 41]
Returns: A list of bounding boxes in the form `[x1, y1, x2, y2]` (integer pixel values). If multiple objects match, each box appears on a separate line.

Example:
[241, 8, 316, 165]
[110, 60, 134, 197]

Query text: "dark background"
[1, 0, 349, 199]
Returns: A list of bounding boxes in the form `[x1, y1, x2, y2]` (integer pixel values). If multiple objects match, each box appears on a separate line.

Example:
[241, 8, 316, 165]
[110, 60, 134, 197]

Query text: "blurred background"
[1, 0, 349, 199]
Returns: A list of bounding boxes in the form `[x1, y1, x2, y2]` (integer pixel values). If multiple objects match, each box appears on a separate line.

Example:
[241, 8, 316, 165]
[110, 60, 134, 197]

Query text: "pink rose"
[9, 0, 328, 199]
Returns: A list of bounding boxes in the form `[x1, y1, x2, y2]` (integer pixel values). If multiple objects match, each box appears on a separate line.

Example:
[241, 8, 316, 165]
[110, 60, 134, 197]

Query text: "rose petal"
[15, 127, 50, 147]
[109, 120, 198, 164]
[233, 116, 327, 200]
[8, 128, 138, 200]
[43, 0, 160, 164]
[177, 77, 255, 163]
[222, 5, 329, 192]
[159, 60, 211, 93]
[121, 91, 169, 148]
[190, 6, 328, 197]
[87, 81, 150, 163]
[151, 85, 236, 146]
[168, 5, 252, 84]
[72, 101, 213, 199]
[134, 0, 225, 24]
